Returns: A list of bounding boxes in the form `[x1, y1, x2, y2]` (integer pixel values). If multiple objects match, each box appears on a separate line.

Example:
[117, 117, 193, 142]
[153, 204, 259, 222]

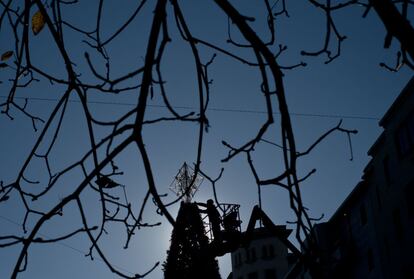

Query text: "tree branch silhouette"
[0, 0, 412, 278]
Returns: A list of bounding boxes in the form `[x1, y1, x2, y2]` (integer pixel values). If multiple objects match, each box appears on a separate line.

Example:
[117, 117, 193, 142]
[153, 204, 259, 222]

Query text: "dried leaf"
[96, 175, 119, 188]
[1, 51, 13, 61]
[32, 10, 45, 35]
[0, 63, 8, 68]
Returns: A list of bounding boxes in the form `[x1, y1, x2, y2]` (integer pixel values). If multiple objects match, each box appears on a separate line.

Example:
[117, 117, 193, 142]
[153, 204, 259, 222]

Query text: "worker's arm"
[195, 202, 208, 213]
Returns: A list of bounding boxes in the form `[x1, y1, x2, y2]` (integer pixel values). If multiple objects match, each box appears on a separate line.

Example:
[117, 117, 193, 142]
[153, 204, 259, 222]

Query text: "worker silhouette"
[223, 211, 240, 233]
[198, 199, 222, 243]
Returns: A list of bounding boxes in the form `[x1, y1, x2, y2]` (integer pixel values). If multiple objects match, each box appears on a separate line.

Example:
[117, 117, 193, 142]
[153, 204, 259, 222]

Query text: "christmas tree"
[163, 202, 221, 279]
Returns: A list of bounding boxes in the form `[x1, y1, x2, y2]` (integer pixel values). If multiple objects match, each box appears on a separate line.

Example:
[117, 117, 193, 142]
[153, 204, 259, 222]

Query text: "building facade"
[309, 77, 414, 278]
[230, 227, 295, 279]
[229, 78, 414, 279]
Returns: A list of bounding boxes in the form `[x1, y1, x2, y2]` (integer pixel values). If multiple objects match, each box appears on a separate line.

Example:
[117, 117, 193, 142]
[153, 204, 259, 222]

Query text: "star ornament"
[169, 162, 204, 203]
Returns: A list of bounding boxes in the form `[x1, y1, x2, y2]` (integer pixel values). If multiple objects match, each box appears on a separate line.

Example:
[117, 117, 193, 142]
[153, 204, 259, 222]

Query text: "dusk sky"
[0, 1, 413, 278]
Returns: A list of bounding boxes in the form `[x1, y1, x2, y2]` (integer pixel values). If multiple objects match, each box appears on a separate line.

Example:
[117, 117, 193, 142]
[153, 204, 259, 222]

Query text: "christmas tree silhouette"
[163, 202, 221, 279]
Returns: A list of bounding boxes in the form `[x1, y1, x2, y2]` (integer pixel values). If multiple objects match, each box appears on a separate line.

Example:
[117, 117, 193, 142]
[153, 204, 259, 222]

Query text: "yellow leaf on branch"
[1, 51, 13, 61]
[32, 10, 45, 35]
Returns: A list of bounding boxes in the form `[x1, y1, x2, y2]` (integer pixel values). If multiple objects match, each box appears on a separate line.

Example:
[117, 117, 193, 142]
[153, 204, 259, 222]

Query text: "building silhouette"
[228, 77, 414, 279]
[300, 77, 414, 278]
[228, 226, 296, 279]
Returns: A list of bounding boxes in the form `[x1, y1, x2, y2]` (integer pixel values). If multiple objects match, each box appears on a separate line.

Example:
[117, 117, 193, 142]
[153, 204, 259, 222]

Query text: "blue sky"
[0, 1, 413, 278]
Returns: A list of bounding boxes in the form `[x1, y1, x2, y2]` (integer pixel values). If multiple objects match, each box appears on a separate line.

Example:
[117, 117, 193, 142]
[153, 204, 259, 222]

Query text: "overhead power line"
[0, 214, 135, 276]
[0, 95, 380, 121]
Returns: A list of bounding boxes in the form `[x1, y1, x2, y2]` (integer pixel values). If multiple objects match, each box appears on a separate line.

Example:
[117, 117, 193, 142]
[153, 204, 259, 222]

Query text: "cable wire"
[0, 95, 380, 121]
[0, 214, 135, 276]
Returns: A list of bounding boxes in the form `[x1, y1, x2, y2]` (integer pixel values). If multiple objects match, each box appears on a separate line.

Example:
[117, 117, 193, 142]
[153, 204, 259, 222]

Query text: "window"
[262, 245, 268, 259]
[405, 182, 414, 216]
[397, 125, 411, 155]
[236, 252, 243, 266]
[262, 244, 275, 259]
[383, 156, 391, 186]
[360, 203, 367, 226]
[234, 252, 242, 267]
[384, 237, 390, 261]
[245, 248, 250, 263]
[244, 248, 257, 263]
[248, 272, 258, 279]
[368, 248, 374, 271]
[396, 111, 414, 156]
[375, 185, 382, 210]
[409, 113, 414, 144]
[393, 208, 404, 240]
[265, 268, 277, 279]
[250, 247, 257, 262]
[402, 264, 414, 279]
[268, 245, 275, 258]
